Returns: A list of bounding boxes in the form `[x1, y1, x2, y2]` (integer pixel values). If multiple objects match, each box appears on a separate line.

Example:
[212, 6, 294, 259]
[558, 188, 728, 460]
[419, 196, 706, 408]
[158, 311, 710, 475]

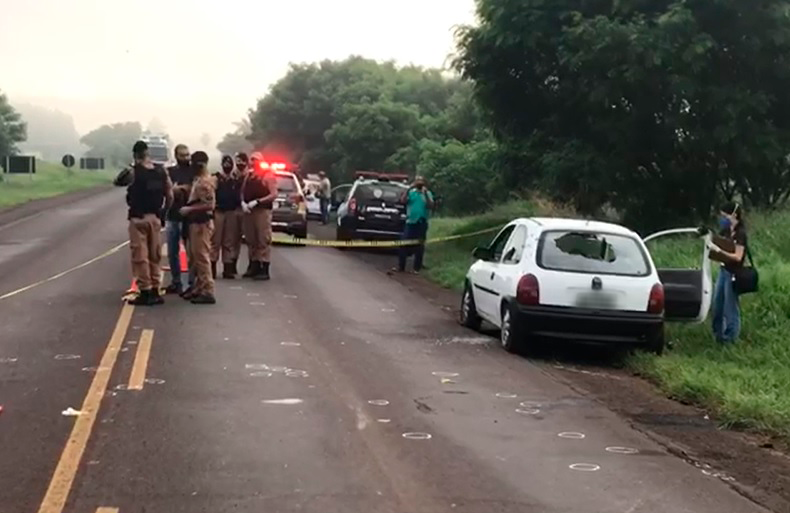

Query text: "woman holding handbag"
[708, 202, 756, 344]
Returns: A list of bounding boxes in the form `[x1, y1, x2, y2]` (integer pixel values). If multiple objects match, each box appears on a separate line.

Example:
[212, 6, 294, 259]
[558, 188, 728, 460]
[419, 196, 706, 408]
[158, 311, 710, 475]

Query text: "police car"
[262, 161, 308, 239]
[460, 218, 713, 355]
[335, 172, 410, 242]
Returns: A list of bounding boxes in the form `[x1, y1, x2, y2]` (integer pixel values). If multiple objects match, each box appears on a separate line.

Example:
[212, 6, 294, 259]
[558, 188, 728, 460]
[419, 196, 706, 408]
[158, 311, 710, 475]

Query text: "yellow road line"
[36, 304, 134, 513]
[95, 508, 119, 513]
[128, 329, 154, 390]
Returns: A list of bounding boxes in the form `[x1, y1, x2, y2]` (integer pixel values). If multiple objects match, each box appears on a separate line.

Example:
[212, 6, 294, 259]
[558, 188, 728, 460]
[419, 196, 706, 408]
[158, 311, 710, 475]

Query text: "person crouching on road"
[179, 151, 217, 304]
[114, 140, 173, 305]
[396, 175, 434, 274]
[164, 144, 194, 295]
[211, 155, 244, 279]
[241, 152, 277, 280]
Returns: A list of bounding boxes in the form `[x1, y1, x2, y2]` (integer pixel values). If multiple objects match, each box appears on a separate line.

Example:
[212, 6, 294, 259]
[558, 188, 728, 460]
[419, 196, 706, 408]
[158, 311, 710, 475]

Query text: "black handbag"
[734, 246, 759, 295]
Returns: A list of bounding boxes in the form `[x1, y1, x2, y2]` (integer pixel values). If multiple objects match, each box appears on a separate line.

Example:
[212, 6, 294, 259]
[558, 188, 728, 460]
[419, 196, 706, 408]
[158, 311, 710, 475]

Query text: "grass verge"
[0, 160, 115, 209]
[424, 200, 790, 441]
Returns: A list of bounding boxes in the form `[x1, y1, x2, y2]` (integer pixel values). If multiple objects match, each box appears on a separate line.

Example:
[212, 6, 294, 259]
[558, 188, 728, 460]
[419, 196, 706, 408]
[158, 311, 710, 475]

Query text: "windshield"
[148, 145, 168, 162]
[538, 230, 651, 276]
[275, 174, 298, 193]
[303, 180, 319, 195]
[354, 182, 407, 203]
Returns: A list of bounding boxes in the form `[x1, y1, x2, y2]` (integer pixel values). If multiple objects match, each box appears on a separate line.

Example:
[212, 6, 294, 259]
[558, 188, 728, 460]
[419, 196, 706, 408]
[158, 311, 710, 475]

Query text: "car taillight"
[648, 283, 664, 314]
[516, 274, 540, 305]
[348, 198, 357, 214]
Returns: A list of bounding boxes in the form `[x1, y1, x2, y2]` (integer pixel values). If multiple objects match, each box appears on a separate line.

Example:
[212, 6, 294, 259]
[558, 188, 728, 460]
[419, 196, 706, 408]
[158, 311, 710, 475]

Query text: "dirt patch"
[319, 233, 790, 513]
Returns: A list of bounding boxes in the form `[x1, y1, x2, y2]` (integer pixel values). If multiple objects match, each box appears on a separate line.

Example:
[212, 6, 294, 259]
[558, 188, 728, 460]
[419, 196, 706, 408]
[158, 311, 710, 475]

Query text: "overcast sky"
[1, 0, 476, 147]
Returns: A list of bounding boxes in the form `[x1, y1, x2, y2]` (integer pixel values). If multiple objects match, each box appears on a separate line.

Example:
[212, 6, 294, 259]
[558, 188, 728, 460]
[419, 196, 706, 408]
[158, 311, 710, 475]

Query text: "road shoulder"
[0, 184, 112, 229]
[376, 263, 790, 513]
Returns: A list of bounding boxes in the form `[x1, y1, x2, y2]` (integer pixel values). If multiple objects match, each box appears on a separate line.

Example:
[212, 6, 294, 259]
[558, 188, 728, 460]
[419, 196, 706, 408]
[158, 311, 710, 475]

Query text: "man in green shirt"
[397, 176, 434, 273]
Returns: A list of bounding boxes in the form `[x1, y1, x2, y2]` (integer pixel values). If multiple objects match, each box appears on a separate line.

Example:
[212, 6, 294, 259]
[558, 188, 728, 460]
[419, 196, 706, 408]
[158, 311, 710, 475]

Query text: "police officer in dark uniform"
[114, 140, 173, 305]
[241, 153, 277, 280]
[211, 155, 245, 279]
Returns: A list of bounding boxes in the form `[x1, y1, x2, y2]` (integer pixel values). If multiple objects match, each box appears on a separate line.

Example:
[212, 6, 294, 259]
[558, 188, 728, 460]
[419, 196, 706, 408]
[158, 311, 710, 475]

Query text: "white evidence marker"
[402, 432, 432, 440]
[569, 463, 600, 472]
[263, 398, 304, 405]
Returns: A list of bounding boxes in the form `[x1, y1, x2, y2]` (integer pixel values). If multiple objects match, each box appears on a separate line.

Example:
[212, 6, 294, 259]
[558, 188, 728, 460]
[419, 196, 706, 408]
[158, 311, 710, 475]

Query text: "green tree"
[417, 139, 503, 214]
[0, 91, 27, 158]
[80, 121, 142, 167]
[248, 57, 483, 182]
[13, 102, 81, 161]
[455, 0, 790, 230]
[325, 101, 423, 179]
[217, 119, 254, 156]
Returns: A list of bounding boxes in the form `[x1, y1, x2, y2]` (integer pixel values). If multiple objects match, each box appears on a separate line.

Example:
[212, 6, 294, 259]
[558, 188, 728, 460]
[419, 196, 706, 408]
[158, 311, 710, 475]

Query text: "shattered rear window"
[538, 230, 651, 277]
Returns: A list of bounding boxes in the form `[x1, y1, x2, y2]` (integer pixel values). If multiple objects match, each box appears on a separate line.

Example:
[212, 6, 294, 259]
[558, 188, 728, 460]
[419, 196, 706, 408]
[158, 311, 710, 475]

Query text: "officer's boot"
[243, 261, 258, 278]
[191, 294, 217, 305]
[150, 288, 165, 305]
[254, 261, 271, 281]
[244, 261, 259, 278]
[222, 262, 236, 279]
[211, 261, 217, 280]
[129, 289, 153, 306]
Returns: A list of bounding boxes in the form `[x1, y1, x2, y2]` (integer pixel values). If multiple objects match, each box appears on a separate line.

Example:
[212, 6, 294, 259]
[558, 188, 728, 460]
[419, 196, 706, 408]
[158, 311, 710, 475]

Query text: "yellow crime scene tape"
[1, 225, 503, 301]
[271, 225, 502, 248]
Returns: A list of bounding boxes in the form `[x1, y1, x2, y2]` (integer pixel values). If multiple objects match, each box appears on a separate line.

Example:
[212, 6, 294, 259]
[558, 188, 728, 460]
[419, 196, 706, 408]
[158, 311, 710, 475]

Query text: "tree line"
[222, 0, 790, 230]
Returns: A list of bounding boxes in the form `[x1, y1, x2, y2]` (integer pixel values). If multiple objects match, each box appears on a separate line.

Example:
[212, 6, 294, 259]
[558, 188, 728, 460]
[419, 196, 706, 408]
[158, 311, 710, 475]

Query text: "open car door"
[643, 227, 712, 323]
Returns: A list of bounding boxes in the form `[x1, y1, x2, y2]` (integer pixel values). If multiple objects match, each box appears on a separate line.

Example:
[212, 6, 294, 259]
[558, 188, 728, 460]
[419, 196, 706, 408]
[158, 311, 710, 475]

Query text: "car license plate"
[574, 291, 617, 310]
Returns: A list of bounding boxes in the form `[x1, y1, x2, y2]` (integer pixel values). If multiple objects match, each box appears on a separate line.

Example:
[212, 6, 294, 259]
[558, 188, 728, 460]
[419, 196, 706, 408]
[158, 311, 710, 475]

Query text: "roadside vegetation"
[424, 202, 790, 442]
[0, 160, 114, 209]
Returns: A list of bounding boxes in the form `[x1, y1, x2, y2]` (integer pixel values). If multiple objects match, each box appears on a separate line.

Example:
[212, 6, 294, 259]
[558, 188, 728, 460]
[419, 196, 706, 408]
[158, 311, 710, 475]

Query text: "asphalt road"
[0, 191, 771, 513]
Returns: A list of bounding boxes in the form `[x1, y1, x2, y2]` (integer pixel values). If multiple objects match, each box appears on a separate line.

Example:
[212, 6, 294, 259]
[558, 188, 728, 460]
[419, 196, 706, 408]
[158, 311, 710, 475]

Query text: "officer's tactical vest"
[127, 165, 167, 220]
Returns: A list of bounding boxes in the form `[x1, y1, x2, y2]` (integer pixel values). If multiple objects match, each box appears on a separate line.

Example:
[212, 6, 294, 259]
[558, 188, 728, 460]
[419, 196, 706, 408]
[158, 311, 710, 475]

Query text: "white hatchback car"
[460, 218, 712, 355]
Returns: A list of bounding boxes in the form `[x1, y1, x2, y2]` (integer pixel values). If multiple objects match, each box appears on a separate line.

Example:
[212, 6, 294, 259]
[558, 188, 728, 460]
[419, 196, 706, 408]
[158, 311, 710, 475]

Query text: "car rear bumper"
[272, 213, 307, 236]
[514, 304, 662, 344]
[340, 218, 404, 240]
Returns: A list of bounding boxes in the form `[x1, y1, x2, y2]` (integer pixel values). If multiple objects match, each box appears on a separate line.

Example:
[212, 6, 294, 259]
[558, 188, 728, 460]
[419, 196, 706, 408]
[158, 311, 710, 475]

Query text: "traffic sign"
[61, 154, 76, 168]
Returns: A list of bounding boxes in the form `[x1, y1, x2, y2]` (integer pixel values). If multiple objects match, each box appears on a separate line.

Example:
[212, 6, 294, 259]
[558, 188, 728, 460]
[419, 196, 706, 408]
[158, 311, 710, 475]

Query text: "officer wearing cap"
[180, 151, 217, 304]
[241, 152, 277, 280]
[113, 140, 173, 305]
[211, 155, 245, 279]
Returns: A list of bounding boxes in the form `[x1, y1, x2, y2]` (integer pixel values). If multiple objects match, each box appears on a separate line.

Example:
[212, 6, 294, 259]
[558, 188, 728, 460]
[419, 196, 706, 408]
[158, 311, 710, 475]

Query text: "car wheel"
[336, 226, 353, 249]
[294, 226, 308, 240]
[500, 303, 524, 354]
[645, 324, 665, 355]
[460, 283, 482, 331]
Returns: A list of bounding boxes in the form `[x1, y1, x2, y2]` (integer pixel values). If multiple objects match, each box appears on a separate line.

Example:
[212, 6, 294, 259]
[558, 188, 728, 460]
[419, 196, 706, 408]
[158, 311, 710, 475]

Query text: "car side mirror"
[472, 246, 491, 260]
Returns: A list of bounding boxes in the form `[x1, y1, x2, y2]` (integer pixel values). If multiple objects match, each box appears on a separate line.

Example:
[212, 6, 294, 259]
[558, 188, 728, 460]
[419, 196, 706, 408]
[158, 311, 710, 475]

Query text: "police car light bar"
[354, 171, 410, 182]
